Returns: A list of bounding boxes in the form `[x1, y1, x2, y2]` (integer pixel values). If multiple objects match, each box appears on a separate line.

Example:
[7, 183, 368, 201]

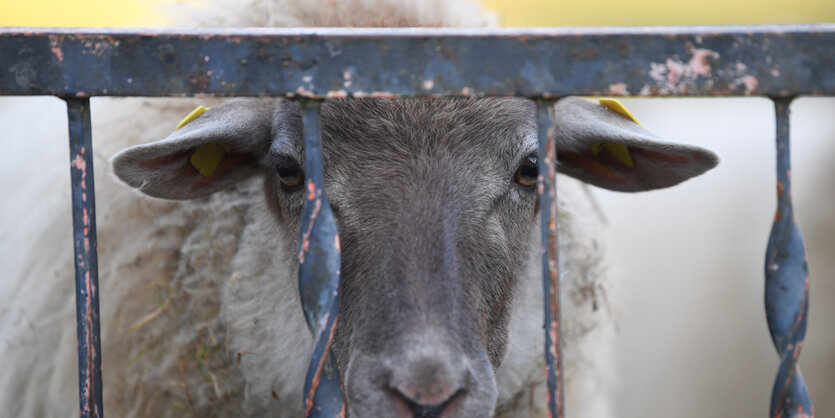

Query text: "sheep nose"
[394, 387, 464, 418]
[388, 356, 468, 417]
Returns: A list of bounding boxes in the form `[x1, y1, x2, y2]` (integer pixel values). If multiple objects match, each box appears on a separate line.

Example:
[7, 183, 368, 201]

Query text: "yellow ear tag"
[176, 105, 210, 130]
[591, 99, 637, 168]
[599, 98, 641, 125]
[591, 142, 634, 168]
[176, 106, 226, 178]
[190, 142, 228, 178]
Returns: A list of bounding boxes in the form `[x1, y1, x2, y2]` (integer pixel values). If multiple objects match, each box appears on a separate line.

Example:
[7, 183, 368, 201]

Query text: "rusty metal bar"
[297, 100, 345, 417]
[537, 99, 563, 418]
[65, 97, 103, 418]
[765, 97, 813, 418]
[1, 25, 834, 98]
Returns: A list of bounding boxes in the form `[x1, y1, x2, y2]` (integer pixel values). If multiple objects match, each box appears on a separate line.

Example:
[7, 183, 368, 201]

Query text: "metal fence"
[1, 24, 832, 418]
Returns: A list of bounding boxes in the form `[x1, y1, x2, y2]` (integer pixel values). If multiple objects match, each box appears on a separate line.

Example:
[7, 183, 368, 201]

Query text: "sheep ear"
[553, 97, 718, 192]
[111, 99, 300, 200]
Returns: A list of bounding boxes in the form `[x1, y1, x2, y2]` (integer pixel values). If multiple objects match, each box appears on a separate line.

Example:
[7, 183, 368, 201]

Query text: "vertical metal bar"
[537, 99, 564, 418]
[297, 100, 346, 417]
[765, 97, 814, 418]
[65, 97, 103, 418]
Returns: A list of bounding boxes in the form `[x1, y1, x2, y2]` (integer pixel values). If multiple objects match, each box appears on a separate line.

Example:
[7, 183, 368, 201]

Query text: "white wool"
[0, 1, 614, 416]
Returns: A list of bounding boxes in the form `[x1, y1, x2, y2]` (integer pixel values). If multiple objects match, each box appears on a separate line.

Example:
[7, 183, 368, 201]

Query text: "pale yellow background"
[1, 0, 834, 26]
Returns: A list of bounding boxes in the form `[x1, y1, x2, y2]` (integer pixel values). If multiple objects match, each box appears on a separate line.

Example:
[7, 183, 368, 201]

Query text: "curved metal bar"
[65, 97, 104, 418]
[537, 99, 564, 418]
[297, 100, 346, 417]
[765, 97, 813, 418]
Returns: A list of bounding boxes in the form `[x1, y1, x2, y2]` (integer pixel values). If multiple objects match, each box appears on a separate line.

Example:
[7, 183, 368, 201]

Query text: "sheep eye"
[276, 158, 305, 190]
[514, 155, 538, 189]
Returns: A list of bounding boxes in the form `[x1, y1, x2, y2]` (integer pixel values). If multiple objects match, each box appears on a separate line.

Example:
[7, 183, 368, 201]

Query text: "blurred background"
[2, 0, 834, 26]
[1, 0, 833, 417]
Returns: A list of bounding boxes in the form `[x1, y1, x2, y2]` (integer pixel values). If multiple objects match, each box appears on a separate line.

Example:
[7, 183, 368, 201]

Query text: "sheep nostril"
[391, 386, 464, 418]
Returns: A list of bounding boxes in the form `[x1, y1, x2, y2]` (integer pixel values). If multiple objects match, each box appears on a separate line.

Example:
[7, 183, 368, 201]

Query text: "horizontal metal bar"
[1, 25, 833, 98]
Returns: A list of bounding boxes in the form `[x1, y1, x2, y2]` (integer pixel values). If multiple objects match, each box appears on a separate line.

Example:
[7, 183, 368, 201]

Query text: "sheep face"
[314, 98, 537, 417]
[111, 97, 717, 417]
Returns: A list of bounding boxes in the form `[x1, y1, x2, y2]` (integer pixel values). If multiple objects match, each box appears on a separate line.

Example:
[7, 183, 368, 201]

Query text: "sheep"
[0, 0, 718, 416]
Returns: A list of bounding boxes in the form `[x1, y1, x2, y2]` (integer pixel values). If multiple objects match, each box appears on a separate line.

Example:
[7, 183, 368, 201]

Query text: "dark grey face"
[263, 98, 539, 416]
